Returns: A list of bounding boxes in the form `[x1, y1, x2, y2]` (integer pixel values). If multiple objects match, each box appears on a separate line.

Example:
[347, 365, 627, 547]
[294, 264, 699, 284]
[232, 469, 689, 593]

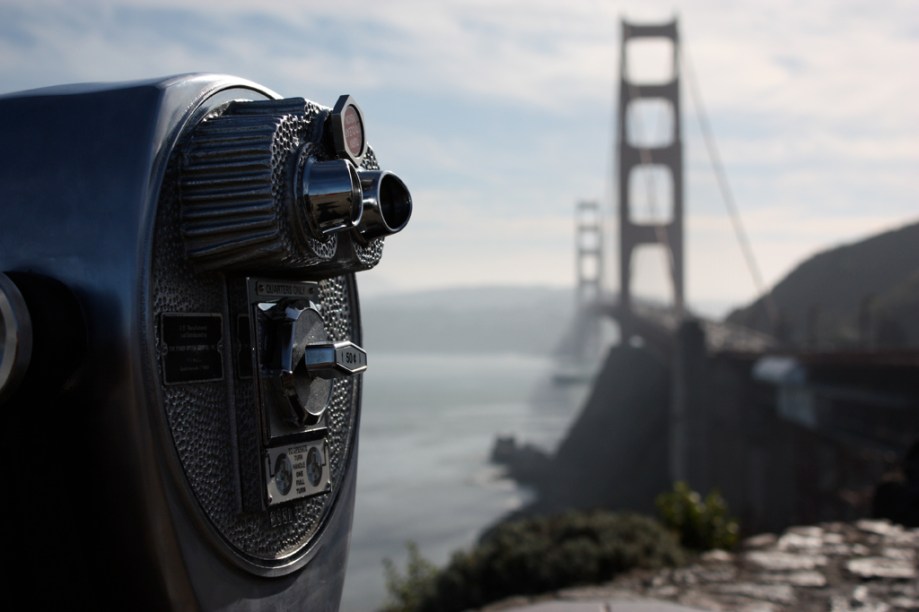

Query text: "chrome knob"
[303, 341, 367, 378]
[262, 302, 366, 427]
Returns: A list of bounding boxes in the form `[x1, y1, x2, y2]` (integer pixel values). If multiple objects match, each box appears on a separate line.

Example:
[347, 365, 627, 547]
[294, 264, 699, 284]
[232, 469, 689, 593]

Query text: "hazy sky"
[1, 0, 916, 315]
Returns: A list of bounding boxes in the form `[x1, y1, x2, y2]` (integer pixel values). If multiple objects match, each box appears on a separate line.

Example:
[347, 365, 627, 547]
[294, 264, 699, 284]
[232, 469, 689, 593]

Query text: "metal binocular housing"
[0, 74, 411, 610]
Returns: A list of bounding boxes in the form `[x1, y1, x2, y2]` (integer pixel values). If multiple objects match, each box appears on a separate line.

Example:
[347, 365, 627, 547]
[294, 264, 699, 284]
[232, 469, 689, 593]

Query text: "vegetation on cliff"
[656, 482, 739, 552]
[381, 485, 744, 612]
[382, 511, 684, 612]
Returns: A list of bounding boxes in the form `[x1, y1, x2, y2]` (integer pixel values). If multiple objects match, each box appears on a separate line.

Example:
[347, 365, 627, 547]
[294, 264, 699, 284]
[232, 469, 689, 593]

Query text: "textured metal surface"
[180, 98, 336, 270]
[152, 96, 366, 567]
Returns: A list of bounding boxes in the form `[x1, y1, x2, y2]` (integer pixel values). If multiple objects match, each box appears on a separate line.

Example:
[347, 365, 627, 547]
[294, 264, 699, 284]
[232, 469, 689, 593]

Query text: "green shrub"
[383, 510, 685, 612]
[655, 481, 739, 551]
[382, 542, 439, 612]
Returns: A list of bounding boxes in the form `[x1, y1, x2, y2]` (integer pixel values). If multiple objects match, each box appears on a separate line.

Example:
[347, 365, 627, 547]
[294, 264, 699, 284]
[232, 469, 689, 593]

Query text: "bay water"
[340, 351, 590, 611]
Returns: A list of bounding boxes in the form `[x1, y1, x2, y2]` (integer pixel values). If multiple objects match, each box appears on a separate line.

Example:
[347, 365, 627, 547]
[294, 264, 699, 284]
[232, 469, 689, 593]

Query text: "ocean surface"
[339, 351, 591, 611]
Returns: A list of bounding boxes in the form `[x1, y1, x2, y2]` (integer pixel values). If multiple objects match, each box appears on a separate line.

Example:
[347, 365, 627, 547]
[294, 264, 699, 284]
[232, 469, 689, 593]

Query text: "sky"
[1, 0, 916, 316]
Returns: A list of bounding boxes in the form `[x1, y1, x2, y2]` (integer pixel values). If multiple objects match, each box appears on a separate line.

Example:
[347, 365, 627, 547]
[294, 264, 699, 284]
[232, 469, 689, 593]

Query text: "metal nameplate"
[160, 313, 224, 385]
[254, 280, 320, 301]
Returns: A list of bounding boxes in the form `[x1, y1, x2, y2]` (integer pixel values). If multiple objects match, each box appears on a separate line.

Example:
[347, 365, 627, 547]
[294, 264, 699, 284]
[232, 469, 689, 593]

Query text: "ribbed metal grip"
[179, 98, 336, 271]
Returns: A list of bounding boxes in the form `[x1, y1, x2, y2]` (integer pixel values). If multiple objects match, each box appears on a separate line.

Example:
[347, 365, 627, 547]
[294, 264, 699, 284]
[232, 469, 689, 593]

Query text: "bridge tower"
[575, 200, 603, 360]
[617, 19, 684, 331]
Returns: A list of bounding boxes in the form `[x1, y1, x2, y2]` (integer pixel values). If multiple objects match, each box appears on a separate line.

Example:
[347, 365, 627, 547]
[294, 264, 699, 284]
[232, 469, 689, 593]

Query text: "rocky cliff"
[726, 220, 919, 349]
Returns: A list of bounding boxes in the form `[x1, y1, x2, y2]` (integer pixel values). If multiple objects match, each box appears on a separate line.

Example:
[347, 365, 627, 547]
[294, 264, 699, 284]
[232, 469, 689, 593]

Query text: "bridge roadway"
[587, 297, 775, 358]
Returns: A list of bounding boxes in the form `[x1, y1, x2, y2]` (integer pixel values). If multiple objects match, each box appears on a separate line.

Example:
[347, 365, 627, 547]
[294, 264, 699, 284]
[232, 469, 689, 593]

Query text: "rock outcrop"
[489, 519, 919, 611]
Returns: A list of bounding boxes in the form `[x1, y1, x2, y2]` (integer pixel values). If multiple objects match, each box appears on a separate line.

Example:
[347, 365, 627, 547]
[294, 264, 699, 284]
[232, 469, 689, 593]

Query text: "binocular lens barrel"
[355, 170, 413, 242]
[300, 158, 363, 236]
[300, 163, 413, 244]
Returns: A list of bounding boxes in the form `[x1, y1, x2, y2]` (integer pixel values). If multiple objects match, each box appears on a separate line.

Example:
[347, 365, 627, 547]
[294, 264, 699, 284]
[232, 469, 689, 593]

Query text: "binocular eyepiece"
[300, 161, 412, 244]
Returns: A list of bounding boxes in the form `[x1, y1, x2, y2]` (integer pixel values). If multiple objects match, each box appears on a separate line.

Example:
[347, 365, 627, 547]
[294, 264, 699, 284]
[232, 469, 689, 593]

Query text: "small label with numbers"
[336, 344, 367, 372]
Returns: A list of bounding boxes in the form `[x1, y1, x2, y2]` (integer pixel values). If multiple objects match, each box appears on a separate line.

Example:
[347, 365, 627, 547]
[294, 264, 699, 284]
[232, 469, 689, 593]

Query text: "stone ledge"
[490, 520, 919, 612]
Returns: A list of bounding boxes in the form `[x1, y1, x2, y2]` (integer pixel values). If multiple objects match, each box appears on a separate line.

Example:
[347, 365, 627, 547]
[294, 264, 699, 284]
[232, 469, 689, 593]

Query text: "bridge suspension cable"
[680, 34, 779, 327]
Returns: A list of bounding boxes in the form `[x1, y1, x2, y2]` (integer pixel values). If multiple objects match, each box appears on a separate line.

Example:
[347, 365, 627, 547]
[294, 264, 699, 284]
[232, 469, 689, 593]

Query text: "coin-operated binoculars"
[0, 75, 411, 610]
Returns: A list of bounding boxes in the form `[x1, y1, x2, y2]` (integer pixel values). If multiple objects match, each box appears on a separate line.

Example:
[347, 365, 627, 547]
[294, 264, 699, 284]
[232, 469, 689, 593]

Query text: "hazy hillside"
[726, 220, 919, 348]
[359, 285, 577, 354]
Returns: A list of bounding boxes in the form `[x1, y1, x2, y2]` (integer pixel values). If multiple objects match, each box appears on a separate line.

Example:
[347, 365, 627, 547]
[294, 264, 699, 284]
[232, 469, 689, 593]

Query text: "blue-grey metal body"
[0, 75, 358, 610]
